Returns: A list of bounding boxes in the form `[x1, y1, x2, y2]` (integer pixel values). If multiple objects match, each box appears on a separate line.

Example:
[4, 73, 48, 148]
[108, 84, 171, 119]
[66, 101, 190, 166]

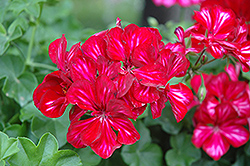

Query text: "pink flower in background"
[192, 103, 249, 160]
[191, 64, 250, 160]
[152, 0, 201, 8]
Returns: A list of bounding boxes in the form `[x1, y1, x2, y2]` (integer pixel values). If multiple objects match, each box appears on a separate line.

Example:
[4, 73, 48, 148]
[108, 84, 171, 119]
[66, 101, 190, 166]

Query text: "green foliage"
[8, 132, 82, 166]
[121, 121, 163, 166]
[0, 132, 19, 165]
[165, 132, 201, 166]
[144, 103, 183, 135]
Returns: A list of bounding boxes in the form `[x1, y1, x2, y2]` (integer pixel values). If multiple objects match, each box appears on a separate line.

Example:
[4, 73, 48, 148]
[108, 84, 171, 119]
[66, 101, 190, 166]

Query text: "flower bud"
[200, 54, 208, 64]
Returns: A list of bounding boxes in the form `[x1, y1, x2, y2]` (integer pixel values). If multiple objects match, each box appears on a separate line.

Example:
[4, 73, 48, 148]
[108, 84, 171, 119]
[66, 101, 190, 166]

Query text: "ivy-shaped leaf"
[0, 132, 19, 164]
[31, 109, 70, 148]
[121, 121, 163, 166]
[165, 132, 201, 166]
[0, 55, 38, 106]
[8, 0, 47, 18]
[144, 103, 183, 135]
[0, 25, 22, 55]
[76, 147, 101, 166]
[19, 101, 42, 122]
[8, 132, 82, 166]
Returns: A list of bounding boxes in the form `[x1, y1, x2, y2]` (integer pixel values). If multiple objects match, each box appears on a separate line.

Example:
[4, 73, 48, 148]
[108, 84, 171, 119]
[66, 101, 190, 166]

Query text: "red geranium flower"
[66, 75, 140, 159]
[191, 65, 250, 160]
[33, 70, 72, 118]
[192, 103, 249, 160]
[201, 0, 250, 22]
[189, 6, 238, 59]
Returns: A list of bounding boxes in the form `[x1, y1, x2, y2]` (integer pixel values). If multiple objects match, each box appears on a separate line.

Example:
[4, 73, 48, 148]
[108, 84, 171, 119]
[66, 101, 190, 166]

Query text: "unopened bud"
[147, 17, 159, 27]
[200, 54, 208, 64]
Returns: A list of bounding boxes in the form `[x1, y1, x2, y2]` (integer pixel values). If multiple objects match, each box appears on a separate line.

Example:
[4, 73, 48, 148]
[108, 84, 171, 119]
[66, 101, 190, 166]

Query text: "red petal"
[39, 89, 68, 118]
[48, 34, 67, 67]
[97, 56, 120, 80]
[81, 36, 107, 62]
[69, 105, 87, 122]
[66, 79, 96, 111]
[70, 55, 97, 82]
[95, 75, 116, 108]
[159, 49, 190, 80]
[109, 116, 140, 145]
[192, 124, 214, 148]
[211, 6, 236, 39]
[68, 117, 102, 146]
[116, 73, 135, 98]
[220, 125, 249, 148]
[193, 8, 212, 31]
[207, 43, 226, 59]
[150, 92, 168, 119]
[202, 131, 230, 161]
[174, 26, 184, 43]
[166, 83, 193, 122]
[106, 27, 126, 61]
[133, 63, 168, 87]
[206, 73, 229, 98]
[90, 119, 121, 159]
[106, 99, 134, 119]
[130, 80, 160, 103]
[131, 43, 158, 67]
[225, 63, 240, 81]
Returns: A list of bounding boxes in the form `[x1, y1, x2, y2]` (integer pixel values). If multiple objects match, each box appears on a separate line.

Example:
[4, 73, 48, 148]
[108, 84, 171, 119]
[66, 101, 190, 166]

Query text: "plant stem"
[28, 62, 57, 71]
[25, 26, 37, 65]
[194, 48, 206, 66]
[204, 58, 216, 65]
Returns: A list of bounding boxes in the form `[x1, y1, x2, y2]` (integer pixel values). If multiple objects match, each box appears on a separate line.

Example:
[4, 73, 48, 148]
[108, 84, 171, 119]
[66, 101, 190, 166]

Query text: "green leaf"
[242, 71, 250, 80]
[3, 123, 27, 138]
[0, 23, 6, 35]
[165, 132, 201, 166]
[244, 140, 250, 156]
[0, 55, 37, 106]
[8, 132, 82, 166]
[121, 121, 163, 166]
[0, 132, 19, 162]
[144, 103, 183, 135]
[0, 26, 23, 55]
[9, 0, 46, 18]
[8, 16, 29, 35]
[76, 147, 101, 166]
[31, 110, 70, 148]
[3, 72, 38, 106]
[20, 101, 43, 122]
[192, 159, 218, 166]
[0, 0, 9, 23]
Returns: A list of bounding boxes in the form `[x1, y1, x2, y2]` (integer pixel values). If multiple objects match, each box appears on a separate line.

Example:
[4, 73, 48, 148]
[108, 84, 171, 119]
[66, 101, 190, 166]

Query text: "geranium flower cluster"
[152, 0, 202, 8]
[185, 1, 250, 72]
[190, 64, 250, 160]
[33, 19, 193, 159]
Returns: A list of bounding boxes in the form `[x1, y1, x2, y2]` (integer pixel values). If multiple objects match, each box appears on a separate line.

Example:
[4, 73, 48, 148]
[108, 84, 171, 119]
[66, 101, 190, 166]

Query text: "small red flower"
[33, 71, 72, 118]
[66, 75, 140, 159]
